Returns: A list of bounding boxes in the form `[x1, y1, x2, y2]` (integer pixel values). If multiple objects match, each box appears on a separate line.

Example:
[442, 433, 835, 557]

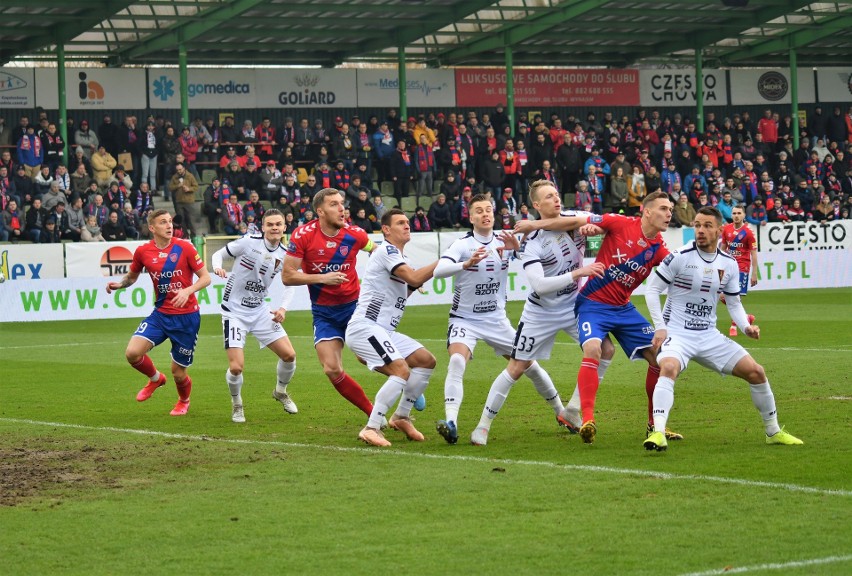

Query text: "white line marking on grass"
[2, 417, 850, 498]
[678, 554, 852, 575]
[828, 396, 851, 401]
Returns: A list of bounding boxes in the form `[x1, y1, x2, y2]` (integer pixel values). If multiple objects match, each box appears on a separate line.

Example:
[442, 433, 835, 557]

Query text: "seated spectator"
[672, 194, 696, 227]
[427, 193, 453, 230]
[221, 194, 243, 235]
[785, 198, 808, 222]
[40, 215, 61, 243]
[91, 145, 117, 187]
[122, 202, 141, 239]
[81, 214, 105, 242]
[718, 191, 737, 223]
[34, 165, 54, 199]
[171, 213, 188, 239]
[439, 170, 460, 200]
[298, 209, 315, 225]
[283, 212, 298, 234]
[813, 195, 835, 223]
[746, 197, 768, 226]
[102, 210, 127, 241]
[42, 181, 65, 212]
[301, 173, 321, 200]
[351, 207, 373, 232]
[243, 191, 265, 225]
[25, 198, 48, 242]
[1, 199, 24, 243]
[371, 195, 386, 228]
[64, 197, 85, 241]
[409, 206, 431, 232]
[518, 203, 534, 221]
[497, 206, 515, 230]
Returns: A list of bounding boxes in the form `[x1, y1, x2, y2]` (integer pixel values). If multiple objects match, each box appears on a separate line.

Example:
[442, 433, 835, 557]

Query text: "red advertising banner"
[454, 68, 640, 107]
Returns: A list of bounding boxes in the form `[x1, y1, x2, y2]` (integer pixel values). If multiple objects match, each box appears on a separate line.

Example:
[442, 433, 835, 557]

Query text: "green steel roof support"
[398, 47, 407, 122]
[179, 43, 189, 128]
[120, 0, 267, 60]
[436, 0, 607, 64]
[695, 48, 704, 134]
[505, 43, 514, 135]
[57, 44, 68, 162]
[790, 44, 799, 151]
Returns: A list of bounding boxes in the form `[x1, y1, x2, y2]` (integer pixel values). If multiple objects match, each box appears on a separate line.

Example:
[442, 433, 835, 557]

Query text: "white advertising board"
[0, 243, 65, 281]
[35, 68, 147, 109]
[148, 68, 257, 109]
[639, 69, 728, 106]
[0, 67, 35, 108]
[729, 68, 816, 105]
[757, 221, 852, 252]
[357, 69, 456, 108]
[65, 241, 147, 278]
[815, 67, 852, 102]
[255, 69, 357, 108]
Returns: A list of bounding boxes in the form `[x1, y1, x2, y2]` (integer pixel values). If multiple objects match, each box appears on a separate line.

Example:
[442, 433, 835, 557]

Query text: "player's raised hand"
[322, 271, 348, 285]
[651, 328, 667, 352]
[498, 230, 520, 252]
[214, 268, 227, 278]
[575, 262, 606, 280]
[463, 247, 488, 269]
[579, 223, 604, 236]
[513, 219, 537, 238]
[271, 308, 286, 323]
[744, 324, 760, 339]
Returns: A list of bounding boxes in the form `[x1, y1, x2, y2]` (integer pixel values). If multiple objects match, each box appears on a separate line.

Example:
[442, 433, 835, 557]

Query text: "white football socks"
[652, 376, 675, 433]
[275, 359, 296, 395]
[525, 361, 562, 414]
[444, 353, 467, 424]
[477, 369, 516, 430]
[395, 367, 433, 419]
[750, 382, 780, 435]
[369, 375, 406, 430]
[226, 369, 243, 405]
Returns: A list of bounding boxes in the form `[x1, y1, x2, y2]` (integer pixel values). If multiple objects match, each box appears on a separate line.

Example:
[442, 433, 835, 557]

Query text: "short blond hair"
[529, 179, 558, 202]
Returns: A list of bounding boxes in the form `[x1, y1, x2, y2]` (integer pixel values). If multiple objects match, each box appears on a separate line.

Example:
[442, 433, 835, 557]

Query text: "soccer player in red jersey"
[107, 209, 211, 416]
[517, 191, 681, 443]
[720, 206, 758, 336]
[281, 188, 376, 416]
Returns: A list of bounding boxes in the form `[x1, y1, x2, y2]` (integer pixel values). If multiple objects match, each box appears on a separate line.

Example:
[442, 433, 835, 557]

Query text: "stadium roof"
[1, 0, 851, 68]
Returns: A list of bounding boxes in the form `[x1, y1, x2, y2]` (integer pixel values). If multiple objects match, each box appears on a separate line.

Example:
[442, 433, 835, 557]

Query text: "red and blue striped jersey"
[130, 239, 204, 314]
[285, 221, 371, 306]
[580, 213, 669, 306]
[720, 223, 756, 273]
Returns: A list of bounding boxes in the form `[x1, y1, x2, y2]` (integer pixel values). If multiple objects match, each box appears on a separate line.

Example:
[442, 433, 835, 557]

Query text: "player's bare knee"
[749, 363, 767, 384]
[600, 338, 616, 361]
[386, 359, 410, 381]
[323, 364, 343, 380]
[125, 348, 143, 365]
[582, 340, 603, 360]
[507, 359, 530, 380]
[228, 363, 243, 376]
[659, 358, 679, 379]
[408, 348, 436, 370]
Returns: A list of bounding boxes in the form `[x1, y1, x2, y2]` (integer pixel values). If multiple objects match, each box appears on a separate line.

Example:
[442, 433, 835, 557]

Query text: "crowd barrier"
[1, 226, 849, 323]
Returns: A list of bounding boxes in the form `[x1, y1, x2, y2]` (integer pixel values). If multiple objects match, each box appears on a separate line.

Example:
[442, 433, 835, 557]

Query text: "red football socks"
[645, 365, 661, 422]
[175, 376, 192, 403]
[578, 358, 600, 423]
[130, 355, 157, 378]
[331, 372, 373, 416]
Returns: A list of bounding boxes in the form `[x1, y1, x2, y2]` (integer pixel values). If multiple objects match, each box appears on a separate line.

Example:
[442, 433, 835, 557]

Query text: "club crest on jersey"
[339, 245, 349, 256]
[643, 250, 653, 261]
[169, 253, 178, 263]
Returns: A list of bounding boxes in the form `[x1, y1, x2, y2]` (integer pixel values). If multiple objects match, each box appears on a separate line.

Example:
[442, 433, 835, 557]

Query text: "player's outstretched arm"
[106, 270, 140, 293]
[725, 293, 757, 338]
[514, 215, 586, 236]
[524, 261, 606, 297]
[394, 260, 439, 290]
[644, 272, 669, 351]
[433, 248, 487, 279]
[210, 246, 230, 278]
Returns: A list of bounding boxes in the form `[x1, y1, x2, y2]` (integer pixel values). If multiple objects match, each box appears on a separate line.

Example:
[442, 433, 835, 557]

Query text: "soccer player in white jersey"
[345, 209, 440, 447]
[434, 192, 559, 445]
[643, 206, 802, 451]
[470, 181, 611, 445]
[211, 209, 298, 423]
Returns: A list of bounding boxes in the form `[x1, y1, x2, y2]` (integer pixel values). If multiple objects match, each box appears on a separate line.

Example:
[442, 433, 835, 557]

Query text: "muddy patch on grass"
[0, 445, 115, 506]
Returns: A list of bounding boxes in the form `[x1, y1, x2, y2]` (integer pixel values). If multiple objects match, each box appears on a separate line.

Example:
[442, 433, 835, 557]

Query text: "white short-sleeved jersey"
[654, 242, 740, 333]
[440, 232, 511, 321]
[520, 209, 590, 312]
[221, 235, 287, 316]
[350, 242, 411, 332]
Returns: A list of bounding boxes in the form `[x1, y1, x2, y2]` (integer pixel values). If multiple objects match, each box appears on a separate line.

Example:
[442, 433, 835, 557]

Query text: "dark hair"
[696, 206, 723, 224]
[262, 208, 284, 224]
[469, 193, 491, 208]
[381, 208, 406, 227]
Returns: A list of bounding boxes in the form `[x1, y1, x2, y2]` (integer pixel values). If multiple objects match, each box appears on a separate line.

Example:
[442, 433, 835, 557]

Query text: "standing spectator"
[203, 178, 227, 233]
[73, 119, 98, 159]
[169, 163, 199, 238]
[130, 182, 156, 224]
[482, 151, 506, 197]
[97, 114, 119, 157]
[413, 134, 435, 203]
[117, 116, 140, 177]
[808, 106, 829, 141]
[389, 139, 413, 204]
[372, 120, 395, 186]
[139, 122, 159, 194]
[179, 126, 200, 179]
[353, 122, 373, 177]
[65, 196, 86, 241]
[254, 117, 276, 161]
[757, 109, 778, 147]
[91, 145, 117, 187]
[41, 122, 65, 173]
[16, 125, 43, 179]
[609, 166, 629, 213]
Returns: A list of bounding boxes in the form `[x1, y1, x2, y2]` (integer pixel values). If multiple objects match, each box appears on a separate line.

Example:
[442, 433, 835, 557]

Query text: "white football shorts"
[446, 316, 516, 358]
[345, 320, 424, 371]
[657, 328, 749, 374]
[511, 304, 580, 361]
[222, 312, 288, 350]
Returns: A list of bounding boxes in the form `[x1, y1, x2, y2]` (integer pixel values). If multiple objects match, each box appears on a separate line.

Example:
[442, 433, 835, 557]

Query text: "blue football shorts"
[311, 301, 357, 345]
[133, 309, 201, 367]
[575, 296, 654, 360]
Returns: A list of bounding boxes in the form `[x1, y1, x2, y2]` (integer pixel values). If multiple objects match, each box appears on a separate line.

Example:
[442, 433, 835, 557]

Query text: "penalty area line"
[1, 417, 850, 498]
[677, 553, 852, 576]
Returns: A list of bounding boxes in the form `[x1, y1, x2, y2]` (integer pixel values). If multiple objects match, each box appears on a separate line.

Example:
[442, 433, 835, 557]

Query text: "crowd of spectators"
[1, 104, 851, 243]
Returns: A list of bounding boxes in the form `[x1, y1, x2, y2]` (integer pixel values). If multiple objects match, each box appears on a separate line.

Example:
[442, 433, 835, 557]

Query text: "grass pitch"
[1, 288, 850, 575]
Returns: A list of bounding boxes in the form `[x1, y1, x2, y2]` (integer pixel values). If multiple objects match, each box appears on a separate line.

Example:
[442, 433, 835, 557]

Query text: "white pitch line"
[678, 554, 852, 576]
[1, 335, 850, 354]
[1, 417, 849, 498]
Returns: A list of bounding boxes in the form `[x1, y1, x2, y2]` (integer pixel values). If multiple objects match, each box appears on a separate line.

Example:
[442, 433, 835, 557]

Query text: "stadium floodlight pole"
[694, 46, 704, 133]
[505, 42, 514, 131]
[179, 42, 189, 128]
[789, 41, 799, 150]
[57, 44, 68, 161]
[398, 46, 407, 121]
